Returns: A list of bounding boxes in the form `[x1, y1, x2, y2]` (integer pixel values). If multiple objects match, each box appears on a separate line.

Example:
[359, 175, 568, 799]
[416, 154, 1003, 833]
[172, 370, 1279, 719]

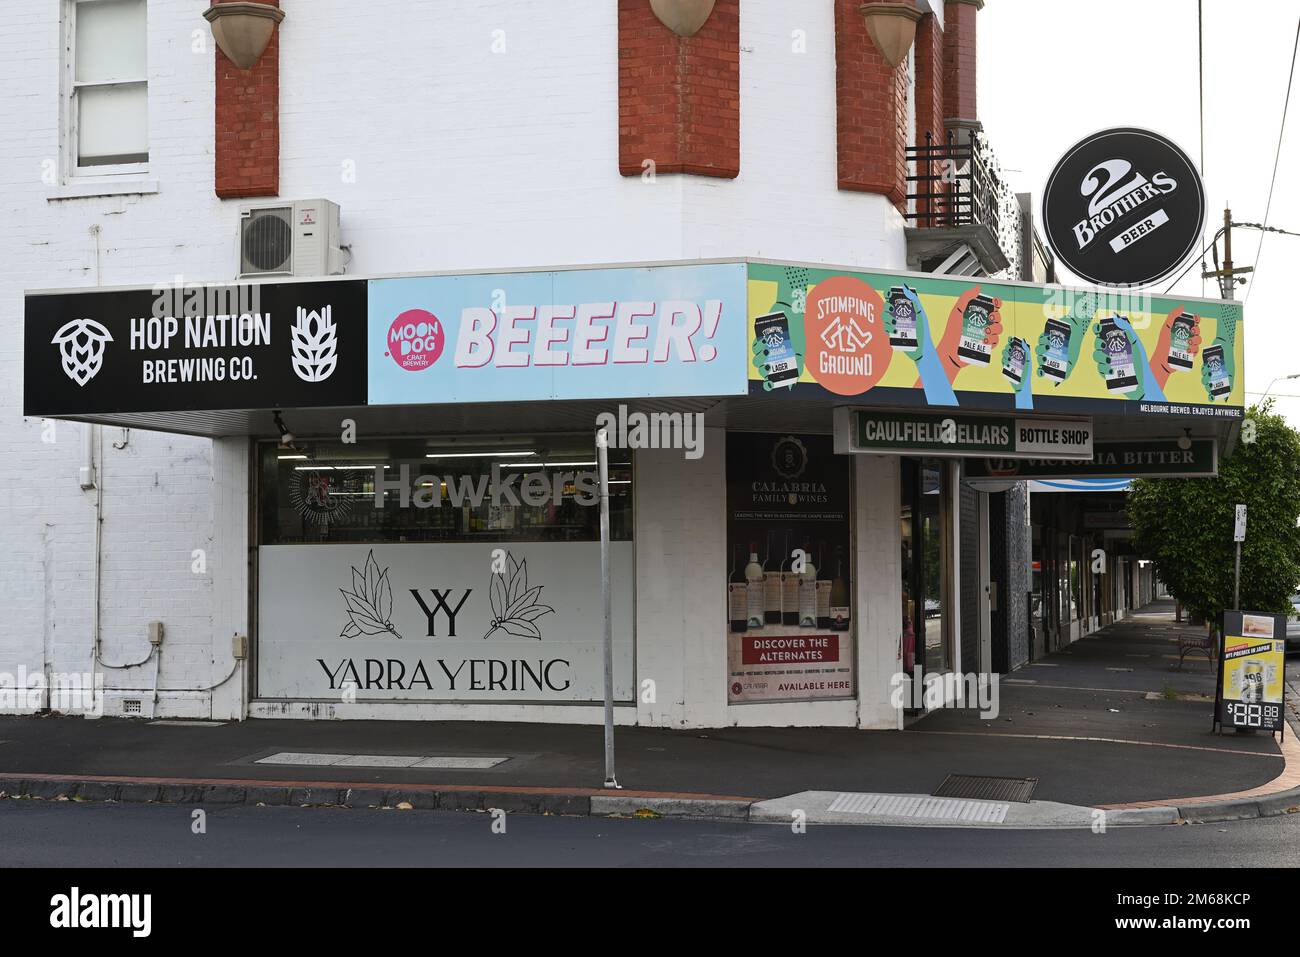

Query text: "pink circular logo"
[386, 309, 445, 372]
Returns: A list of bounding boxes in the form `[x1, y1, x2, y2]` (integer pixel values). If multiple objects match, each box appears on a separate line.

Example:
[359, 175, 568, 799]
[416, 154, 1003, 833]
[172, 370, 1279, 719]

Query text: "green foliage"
[1127, 403, 1300, 623]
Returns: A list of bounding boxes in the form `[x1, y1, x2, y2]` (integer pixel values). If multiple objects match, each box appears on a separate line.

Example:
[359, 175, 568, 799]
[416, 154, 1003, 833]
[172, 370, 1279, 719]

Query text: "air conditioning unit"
[239, 199, 344, 278]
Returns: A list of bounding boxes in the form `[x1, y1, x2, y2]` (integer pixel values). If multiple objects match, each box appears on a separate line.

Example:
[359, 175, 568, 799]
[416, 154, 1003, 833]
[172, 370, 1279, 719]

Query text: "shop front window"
[258, 434, 633, 546]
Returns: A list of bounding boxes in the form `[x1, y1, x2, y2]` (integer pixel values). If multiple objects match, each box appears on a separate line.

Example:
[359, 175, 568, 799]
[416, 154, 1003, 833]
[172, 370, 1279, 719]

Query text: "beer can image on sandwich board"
[1168, 313, 1196, 371]
[1203, 344, 1232, 398]
[1098, 317, 1140, 393]
[1040, 318, 1073, 381]
[887, 286, 919, 350]
[956, 294, 998, 365]
[1241, 662, 1265, 704]
[754, 312, 801, 388]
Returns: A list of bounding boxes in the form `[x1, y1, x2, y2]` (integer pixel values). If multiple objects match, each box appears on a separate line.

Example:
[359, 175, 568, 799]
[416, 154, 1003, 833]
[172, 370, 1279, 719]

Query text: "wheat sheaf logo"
[291, 306, 338, 383]
[51, 318, 113, 386]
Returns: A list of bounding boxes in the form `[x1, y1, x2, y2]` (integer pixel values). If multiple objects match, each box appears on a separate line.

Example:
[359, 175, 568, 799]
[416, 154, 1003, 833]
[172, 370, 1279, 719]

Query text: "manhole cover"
[933, 774, 1037, 803]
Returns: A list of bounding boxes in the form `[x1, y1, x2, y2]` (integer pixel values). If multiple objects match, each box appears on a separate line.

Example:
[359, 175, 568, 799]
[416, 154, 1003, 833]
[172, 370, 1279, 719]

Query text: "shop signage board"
[24, 280, 368, 415]
[833, 408, 1094, 460]
[964, 438, 1218, 480]
[1214, 611, 1286, 734]
[1041, 128, 1206, 288]
[747, 262, 1244, 419]
[256, 542, 636, 703]
[366, 263, 749, 405]
[724, 432, 855, 704]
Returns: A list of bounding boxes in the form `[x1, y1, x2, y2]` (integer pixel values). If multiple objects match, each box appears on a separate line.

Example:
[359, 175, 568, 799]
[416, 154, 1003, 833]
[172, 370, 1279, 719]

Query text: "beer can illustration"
[956, 294, 997, 365]
[887, 286, 919, 351]
[1242, 662, 1264, 703]
[1167, 313, 1196, 371]
[1002, 336, 1028, 386]
[1099, 317, 1139, 393]
[754, 312, 801, 388]
[1041, 318, 1072, 380]
[1203, 344, 1232, 398]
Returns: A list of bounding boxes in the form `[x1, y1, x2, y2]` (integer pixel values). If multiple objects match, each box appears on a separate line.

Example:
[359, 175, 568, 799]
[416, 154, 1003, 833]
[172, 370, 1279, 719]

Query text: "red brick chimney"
[943, 0, 982, 139]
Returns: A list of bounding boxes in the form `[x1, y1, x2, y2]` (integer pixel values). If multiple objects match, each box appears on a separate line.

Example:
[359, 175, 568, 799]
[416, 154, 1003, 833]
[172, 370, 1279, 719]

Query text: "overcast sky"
[980, 0, 1300, 425]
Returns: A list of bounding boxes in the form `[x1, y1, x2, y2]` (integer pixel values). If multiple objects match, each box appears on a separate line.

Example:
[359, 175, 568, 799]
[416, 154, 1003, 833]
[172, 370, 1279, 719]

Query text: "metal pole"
[597, 427, 619, 789]
[1233, 541, 1241, 611]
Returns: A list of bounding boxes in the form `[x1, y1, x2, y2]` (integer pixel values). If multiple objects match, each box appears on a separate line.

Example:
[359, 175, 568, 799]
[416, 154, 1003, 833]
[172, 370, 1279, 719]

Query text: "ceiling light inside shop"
[294, 465, 387, 471]
[425, 451, 536, 459]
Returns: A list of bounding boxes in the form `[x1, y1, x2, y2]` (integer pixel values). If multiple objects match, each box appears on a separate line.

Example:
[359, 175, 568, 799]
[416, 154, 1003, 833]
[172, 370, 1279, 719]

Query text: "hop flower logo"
[291, 306, 338, 383]
[51, 318, 113, 386]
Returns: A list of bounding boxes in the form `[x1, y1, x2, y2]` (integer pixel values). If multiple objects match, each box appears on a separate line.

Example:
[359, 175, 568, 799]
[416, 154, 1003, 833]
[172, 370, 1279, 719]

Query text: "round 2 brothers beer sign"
[1042, 128, 1205, 288]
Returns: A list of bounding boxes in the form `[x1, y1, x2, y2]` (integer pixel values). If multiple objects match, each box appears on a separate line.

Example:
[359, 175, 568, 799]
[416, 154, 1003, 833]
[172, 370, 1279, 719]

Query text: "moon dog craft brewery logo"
[1042, 128, 1205, 287]
[51, 318, 113, 386]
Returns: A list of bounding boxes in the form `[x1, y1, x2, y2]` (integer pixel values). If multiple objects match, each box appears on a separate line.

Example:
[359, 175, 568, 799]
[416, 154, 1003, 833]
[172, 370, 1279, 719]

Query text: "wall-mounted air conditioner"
[239, 199, 343, 278]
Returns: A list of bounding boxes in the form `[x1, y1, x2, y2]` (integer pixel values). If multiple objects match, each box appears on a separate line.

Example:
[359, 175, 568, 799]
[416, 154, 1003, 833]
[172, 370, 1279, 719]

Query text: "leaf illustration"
[483, 550, 553, 640]
[291, 306, 338, 383]
[339, 549, 402, 638]
[490, 571, 508, 621]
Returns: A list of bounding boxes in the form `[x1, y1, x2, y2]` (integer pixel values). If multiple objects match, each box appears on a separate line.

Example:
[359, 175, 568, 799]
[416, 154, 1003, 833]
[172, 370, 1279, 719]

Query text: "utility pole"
[1202, 207, 1254, 299]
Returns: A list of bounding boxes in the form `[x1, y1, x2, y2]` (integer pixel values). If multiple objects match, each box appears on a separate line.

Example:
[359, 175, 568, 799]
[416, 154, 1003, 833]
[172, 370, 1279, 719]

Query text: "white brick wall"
[1, 1, 906, 721]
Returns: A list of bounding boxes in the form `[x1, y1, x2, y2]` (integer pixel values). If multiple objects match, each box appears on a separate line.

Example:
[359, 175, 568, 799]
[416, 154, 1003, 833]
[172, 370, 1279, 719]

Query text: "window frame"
[61, 0, 149, 182]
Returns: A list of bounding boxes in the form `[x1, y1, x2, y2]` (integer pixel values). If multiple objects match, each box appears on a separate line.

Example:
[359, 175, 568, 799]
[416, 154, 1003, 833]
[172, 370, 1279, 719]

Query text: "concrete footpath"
[1, 600, 1296, 827]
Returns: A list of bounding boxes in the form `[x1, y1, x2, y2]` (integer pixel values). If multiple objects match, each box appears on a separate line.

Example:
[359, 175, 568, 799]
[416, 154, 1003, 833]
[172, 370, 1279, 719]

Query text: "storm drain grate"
[933, 774, 1037, 803]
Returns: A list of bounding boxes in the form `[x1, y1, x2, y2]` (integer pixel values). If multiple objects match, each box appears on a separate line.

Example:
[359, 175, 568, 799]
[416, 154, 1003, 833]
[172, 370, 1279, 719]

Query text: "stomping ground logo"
[51, 318, 113, 386]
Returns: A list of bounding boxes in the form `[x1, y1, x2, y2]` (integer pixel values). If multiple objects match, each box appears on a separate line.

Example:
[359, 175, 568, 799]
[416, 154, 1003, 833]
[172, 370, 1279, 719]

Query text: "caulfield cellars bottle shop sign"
[725, 433, 854, 704]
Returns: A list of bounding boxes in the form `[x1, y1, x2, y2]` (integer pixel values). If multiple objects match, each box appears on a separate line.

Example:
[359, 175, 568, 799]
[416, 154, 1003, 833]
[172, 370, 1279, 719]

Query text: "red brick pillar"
[943, 0, 981, 138]
[835, 0, 912, 210]
[214, 0, 281, 199]
[914, 11, 946, 223]
[618, 0, 740, 179]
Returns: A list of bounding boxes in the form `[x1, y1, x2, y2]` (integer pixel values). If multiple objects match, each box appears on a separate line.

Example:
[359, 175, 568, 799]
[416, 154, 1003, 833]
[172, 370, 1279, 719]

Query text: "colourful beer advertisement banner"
[1216, 611, 1286, 733]
[747, 262, 1245, 418]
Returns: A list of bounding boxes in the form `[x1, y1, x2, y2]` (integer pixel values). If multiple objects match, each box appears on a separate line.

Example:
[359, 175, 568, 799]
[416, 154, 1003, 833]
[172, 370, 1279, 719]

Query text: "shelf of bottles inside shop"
[274, 461, 634, 545]
[727, 537, 852, 636]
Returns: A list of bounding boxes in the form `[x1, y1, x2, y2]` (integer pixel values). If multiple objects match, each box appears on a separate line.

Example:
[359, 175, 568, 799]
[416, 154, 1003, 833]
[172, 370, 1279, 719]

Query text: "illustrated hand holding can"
[936, 286, 1002, 379]
[1035, 292, 1097, 384]
[751, 313, 803, 391]
[1201, 338, 1234, 401]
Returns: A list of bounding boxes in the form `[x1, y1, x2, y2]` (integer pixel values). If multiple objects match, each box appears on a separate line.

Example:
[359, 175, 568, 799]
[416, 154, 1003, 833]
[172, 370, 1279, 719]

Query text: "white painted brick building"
[3, 1, 909, 722]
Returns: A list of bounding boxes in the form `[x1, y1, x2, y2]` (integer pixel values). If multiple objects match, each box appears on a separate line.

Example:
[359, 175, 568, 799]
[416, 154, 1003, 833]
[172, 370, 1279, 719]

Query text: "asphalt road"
[2, 799, 1298, 868]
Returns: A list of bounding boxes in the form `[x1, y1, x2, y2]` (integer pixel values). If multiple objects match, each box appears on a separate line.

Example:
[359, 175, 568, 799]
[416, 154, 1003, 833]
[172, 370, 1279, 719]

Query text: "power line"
[1198, 0, 1206, 297]
[1165, 227, 1225, 293]
[1244, 13, 1300, 305]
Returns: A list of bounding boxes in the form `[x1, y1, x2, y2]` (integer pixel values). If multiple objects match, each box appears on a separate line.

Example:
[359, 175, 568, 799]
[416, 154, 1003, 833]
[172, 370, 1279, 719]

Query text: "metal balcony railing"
[906, 130, 1026, 278]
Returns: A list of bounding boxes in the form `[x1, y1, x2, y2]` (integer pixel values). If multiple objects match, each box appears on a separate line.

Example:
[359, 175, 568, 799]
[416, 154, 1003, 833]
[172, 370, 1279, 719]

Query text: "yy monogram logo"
[51, 318, 113, 386]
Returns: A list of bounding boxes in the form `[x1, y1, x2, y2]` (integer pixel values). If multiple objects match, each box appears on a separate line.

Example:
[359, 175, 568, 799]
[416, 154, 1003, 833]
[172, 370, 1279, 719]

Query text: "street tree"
[1127, 402, 1300, 625]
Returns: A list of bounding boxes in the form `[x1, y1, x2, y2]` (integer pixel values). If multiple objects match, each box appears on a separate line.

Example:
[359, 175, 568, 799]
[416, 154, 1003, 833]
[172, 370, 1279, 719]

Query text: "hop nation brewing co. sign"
[1042, 128, 1206, 288]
